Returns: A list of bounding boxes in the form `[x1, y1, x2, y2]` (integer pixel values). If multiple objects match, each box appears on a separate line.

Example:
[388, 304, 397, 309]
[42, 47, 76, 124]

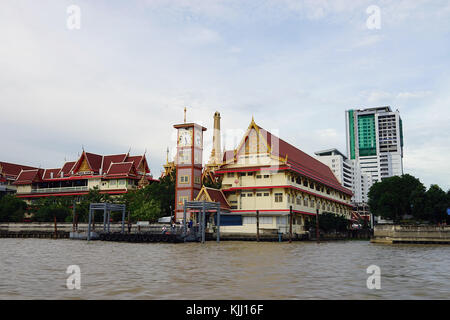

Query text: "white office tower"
[314, 149, 372, 204]
[346, 106, 404, 183]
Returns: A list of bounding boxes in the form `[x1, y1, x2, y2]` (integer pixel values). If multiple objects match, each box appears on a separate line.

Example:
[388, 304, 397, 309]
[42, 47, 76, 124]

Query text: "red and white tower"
[173, 113, 206, 221]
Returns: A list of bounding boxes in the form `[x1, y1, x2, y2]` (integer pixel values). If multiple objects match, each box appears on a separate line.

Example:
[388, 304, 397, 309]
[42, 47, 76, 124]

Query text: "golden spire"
[166, 147, 169, 164]
[184, 107, 187, 123]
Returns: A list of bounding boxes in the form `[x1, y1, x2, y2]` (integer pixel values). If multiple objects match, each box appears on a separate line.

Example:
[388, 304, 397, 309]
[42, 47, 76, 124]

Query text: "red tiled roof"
[259, 126, 337, 181]
[14, 169, 44, 185]
[101, 154, 127, 173]
[106, 162, 136, 177]
[85, 152, 103, 172]
[43, 168, 61, 179]
[58, 161, 76, 177]
[126, 155, 150, 173]
[0, 161, 38, 178]
[204, 187, 231, 210]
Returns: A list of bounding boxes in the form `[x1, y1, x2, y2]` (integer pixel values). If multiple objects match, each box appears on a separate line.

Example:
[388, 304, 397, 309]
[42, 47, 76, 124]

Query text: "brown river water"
[0, 239, 449, 299]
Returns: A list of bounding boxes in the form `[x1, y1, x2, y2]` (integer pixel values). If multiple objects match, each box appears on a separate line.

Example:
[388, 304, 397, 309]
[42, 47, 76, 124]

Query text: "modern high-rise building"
[346, 106, 404, 183]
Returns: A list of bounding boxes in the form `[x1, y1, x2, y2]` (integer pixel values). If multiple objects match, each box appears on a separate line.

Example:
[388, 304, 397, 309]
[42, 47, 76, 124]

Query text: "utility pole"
[256, 210, 260, 242]
[316, 208, 320, 243]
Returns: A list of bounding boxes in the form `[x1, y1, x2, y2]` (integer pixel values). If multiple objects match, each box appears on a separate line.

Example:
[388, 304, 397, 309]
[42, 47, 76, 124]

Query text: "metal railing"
[30, 186, 88, 193]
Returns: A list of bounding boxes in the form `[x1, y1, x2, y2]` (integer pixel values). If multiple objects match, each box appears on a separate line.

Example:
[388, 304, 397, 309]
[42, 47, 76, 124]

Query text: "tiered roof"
[13, 150, 155, 185]
[0, 161, 38, 181]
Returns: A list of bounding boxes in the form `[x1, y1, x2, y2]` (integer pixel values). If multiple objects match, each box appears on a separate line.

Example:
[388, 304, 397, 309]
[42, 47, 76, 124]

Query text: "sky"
[0, 0, 449, 190]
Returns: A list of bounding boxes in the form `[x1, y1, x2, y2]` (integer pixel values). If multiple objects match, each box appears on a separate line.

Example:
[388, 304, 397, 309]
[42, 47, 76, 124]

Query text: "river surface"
[0, 239, 449, 299]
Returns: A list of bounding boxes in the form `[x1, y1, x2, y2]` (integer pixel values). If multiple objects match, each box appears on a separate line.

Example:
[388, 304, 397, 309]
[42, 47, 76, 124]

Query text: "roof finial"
[82, 144, 85, 152]
[252, 115, 254, 122]
[166, 147, 169, 164]
[184, 107, 187, 123]
[128, 146, 131, 155]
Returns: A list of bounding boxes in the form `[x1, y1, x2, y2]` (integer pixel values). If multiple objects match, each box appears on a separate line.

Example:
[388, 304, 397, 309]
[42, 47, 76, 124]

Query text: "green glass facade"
[357, 114, 376, 157]
[348, 110, 356, 159]
[399, 118, 404, 147]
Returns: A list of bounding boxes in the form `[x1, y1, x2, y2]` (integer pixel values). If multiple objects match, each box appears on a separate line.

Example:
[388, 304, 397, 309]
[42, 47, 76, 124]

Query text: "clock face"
[195, 130, 202, 147]
[178, 128, 192, 147]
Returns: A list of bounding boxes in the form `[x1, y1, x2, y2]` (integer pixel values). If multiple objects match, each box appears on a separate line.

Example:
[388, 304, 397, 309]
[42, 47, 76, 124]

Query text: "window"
[247, 172, 254, 176]
[194, 176, 201, 184]
[256, 175, 262, 179]
[264, 175, 270, 178]
[247, 193, 253, 197]
[239, 172, 246, 177]
[227, 172, 234, 178]
[109, 180, 117, 186]
[276, 216, 288, 225]
[241, 193, 246, 197]
[275, 193, 283, 202]
[180, 175, 189, 184]
[263, 192, 270, 197]
[244, 216, 272, 225]
[260, 217, 272, 224]
[296, 197, 301, 205]
[303, 180, 308, 187]
[256, 193, 262, 197]
[304, 199, 308, 206]
[118, 179, 126, 185]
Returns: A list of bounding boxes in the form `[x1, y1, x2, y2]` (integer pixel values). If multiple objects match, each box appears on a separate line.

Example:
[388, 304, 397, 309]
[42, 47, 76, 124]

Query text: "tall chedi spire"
[208, 111, 222, 166]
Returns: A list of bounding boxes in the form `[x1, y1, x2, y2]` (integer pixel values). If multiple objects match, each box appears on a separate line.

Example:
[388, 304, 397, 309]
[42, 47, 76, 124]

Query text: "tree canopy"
[368, 174, 449, 224]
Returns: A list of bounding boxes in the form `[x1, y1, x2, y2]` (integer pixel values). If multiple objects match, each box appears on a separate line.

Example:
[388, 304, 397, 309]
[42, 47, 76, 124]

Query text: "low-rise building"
[13, 150, 157, 203]
[0, 161, 38, 197]
[199, 117, 354, 237]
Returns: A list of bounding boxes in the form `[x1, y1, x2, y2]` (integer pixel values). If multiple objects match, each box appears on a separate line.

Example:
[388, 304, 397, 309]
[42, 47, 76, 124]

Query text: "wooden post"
[127, 211, 131, 233]
[72, 200, 76, 232]
[289, 206, 292, 243]
[316, 208, 320, 243]
[256, 210, 260, 242]
[54, 215, 57, 239]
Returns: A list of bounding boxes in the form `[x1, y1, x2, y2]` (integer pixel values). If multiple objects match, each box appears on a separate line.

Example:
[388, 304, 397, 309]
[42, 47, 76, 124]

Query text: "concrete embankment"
[0, 222, 147, 239]
[372, 224, 450, 244]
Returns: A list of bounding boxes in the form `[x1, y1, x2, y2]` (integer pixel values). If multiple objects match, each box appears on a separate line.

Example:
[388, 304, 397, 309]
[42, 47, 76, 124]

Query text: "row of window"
[179, 175, 201, 185]
[227, 172, 271, 179]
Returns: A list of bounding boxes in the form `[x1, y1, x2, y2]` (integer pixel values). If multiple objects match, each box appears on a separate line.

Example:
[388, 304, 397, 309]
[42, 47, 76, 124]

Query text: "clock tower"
[173, 119, 206, 221]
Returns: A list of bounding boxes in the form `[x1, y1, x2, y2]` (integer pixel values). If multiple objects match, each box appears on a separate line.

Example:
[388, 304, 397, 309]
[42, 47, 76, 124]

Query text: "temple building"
[0, 161, 38, 197]
[13, 150, 156, 203]
[195, 114, 354, 237]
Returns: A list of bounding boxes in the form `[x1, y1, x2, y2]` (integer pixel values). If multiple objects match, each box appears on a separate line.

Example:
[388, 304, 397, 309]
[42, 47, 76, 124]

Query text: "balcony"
[30, 186, 89, 193]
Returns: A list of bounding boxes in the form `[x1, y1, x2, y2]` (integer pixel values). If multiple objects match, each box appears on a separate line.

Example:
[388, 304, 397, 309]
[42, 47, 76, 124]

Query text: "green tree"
[423, 185, 448, 224]
[305, 212, 348, 232]
[33, 197, 72, 222]
[76, 187, 111, 222]
[368, 174, 425, 222]
[0, 194, 27, 222]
